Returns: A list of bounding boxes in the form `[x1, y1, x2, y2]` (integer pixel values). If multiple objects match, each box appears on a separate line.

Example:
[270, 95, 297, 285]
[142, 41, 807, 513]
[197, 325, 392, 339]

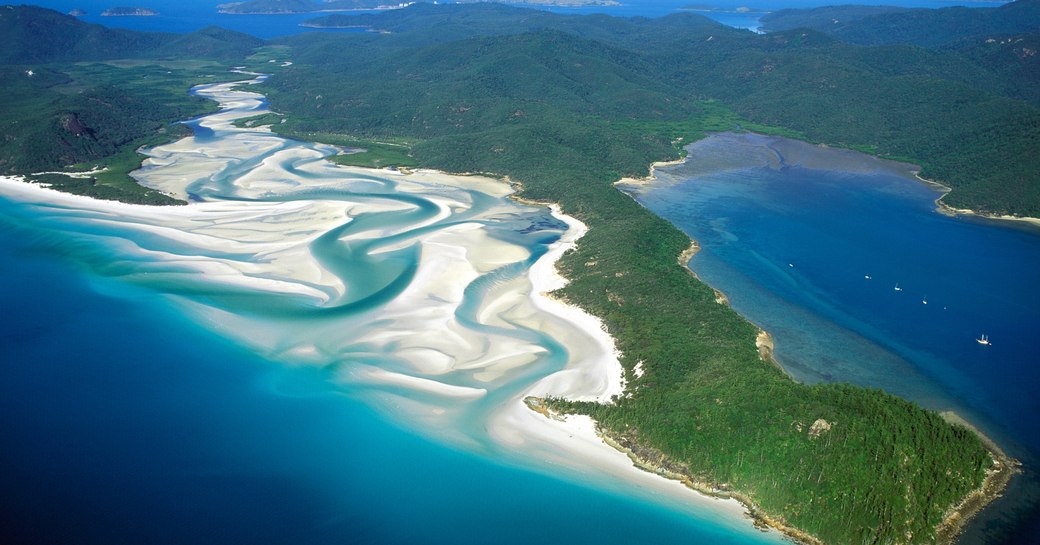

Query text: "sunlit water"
[0, 79, 788, 544]
[621, 131, 1040, 544]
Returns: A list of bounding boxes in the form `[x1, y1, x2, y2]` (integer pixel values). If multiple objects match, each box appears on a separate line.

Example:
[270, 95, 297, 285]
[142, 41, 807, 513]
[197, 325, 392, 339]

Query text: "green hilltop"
[760, 0, 1040, 48]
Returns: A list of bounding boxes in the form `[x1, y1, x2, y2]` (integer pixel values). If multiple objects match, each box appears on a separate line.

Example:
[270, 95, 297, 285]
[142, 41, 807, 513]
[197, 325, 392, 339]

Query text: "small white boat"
[894, 283, 902, 291]
[977, 334, 992, 346]
[864, 275, 872, 280]
[922, 296, 928, 305]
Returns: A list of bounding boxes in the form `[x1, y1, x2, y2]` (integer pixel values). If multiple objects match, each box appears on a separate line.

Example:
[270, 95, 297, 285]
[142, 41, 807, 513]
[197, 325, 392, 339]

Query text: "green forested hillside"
[0, 5, 262, 63]
[759, 0, 1040, 48]
[955, 30, 1040, 105]
[269, 4, 1040, 216]
[759, 4, 910, 33]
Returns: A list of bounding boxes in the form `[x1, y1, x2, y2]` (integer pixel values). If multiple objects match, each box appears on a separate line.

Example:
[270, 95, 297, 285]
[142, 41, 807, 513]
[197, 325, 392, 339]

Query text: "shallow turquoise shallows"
[0, 218, 786, 545]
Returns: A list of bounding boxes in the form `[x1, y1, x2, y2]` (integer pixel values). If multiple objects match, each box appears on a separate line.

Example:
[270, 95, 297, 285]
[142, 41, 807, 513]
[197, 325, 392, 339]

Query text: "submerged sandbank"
[0, 167, 768, 536]
[0, 75, 787, 541]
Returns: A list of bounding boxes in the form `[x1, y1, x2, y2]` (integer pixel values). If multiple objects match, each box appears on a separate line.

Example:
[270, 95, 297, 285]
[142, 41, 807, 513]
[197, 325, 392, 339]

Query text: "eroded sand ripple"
[0, 77, 770, 527]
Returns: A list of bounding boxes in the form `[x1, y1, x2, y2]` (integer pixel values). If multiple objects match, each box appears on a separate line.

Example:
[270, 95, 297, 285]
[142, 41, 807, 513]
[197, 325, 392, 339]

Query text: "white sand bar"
[0, 76, 783, 542]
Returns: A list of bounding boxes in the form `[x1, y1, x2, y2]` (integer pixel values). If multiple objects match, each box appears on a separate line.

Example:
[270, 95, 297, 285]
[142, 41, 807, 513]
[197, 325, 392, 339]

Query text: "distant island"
[218, 0, 407, 14]
[680, 4, 769, 13]
[299, 14, 378, 29]
[220, 0, 617, 15]
[101, 7, 158, 16]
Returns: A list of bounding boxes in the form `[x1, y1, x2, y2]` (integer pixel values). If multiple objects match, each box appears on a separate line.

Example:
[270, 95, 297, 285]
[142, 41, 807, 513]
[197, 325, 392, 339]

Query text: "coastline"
[917, 174, 1040, 228]
[579, 141, 1019, 545]
[934, 412, 1021, 545]
[491, 180, 776, 531]
[9, 72, 1025, 542]
[588, 412, 1016, 545]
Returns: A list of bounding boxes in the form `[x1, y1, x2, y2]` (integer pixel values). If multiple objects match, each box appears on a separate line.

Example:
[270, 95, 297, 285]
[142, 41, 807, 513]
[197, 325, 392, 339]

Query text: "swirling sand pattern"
[0, 77, 769, 527]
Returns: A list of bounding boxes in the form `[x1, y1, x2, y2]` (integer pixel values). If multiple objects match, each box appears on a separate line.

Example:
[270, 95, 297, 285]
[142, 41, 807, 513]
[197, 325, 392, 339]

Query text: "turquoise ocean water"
[622, 132, 1040, 544]
[0, 217, 780, 544]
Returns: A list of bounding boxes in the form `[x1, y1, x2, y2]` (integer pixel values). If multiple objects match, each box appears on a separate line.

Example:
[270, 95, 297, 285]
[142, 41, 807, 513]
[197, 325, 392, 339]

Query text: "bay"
[25, 1, 1008, 38]
[621, 131, 1040, 544]
[0, 213, 778, 545]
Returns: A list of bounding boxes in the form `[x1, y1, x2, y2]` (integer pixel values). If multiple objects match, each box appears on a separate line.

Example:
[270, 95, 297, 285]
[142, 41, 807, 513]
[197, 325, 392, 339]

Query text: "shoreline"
[584, 140, 1020, 545]
[5, 72, 723, 514]
[493, 179, 772, 526]
[916, 174, 1040, 228]
[934, 412, 1021, 545]
[588, 411, 1017, 545]
[10, 81, 1025, 541]
[524, 397, 823, 545]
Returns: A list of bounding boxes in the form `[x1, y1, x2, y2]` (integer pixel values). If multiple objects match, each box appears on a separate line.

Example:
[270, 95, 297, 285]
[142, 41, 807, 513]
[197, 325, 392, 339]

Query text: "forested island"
[1, 2, 1038, 543]
[100, 6, 158, 16]
[219, 0, 617, 14]
[217, 0, 404, 14]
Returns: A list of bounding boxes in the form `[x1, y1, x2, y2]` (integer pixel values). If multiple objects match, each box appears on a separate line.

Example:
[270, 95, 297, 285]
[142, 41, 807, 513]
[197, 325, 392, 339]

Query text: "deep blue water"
[26, 0, 1009, 37]
[625, 133, 1040, 545]
[0, 201, 783, 545]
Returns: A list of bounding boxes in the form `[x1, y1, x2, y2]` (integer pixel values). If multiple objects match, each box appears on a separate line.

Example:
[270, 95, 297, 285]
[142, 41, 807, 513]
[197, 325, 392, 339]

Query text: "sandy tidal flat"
[0, 76, 773, 532]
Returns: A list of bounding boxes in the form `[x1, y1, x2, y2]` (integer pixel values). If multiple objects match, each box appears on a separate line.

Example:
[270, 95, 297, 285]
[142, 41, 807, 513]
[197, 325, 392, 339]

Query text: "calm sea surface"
[28, 0, 1008, 37]
[622, 132, 1040, 545]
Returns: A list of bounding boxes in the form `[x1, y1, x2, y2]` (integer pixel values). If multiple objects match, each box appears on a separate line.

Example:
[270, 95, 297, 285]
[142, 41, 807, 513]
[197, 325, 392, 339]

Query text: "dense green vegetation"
[218, 0, 387, 14]
[759, 5, 910, 34]
[0, 59, 250, 203]
[759, 0, 1040, 48]
[2, 4, 1030, 543]
[264, 1, 1040, 216]
[0, 5, 262, 63]
[326, 140, 418, 169]
[0, 6, 262, 203]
